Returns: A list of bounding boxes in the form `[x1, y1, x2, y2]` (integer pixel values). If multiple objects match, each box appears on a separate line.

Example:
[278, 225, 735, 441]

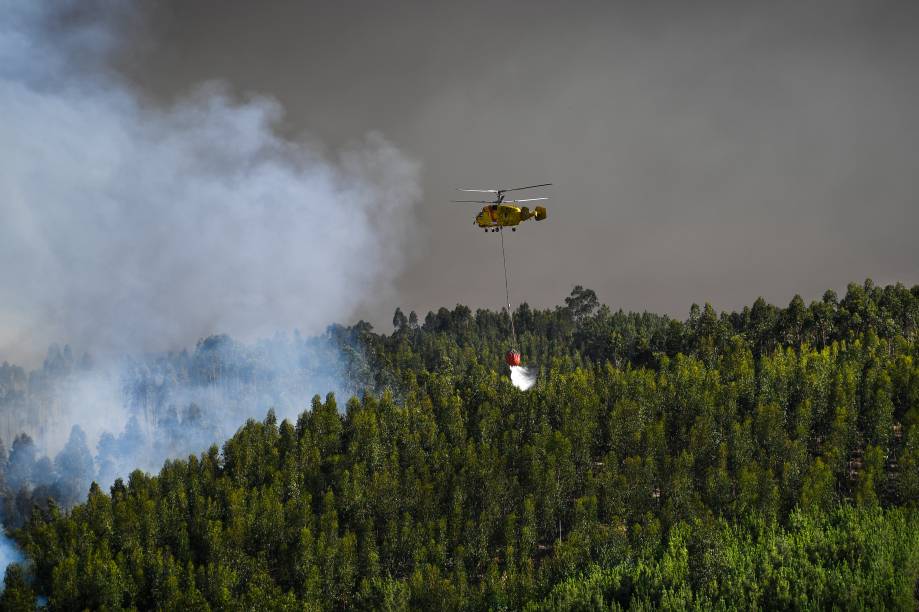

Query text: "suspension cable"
[499, 226, 518, 347]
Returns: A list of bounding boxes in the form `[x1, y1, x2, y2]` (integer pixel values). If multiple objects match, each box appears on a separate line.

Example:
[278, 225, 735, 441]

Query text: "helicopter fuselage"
[475, 204, 547, 228]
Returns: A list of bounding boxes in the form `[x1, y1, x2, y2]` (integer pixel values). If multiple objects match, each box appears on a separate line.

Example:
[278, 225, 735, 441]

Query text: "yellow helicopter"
[452, 183, 550, 232]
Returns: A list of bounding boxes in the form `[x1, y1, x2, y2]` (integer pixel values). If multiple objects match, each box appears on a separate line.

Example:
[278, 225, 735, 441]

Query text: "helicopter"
[451, 182, 552, 369]
[452, 183, 550, 232]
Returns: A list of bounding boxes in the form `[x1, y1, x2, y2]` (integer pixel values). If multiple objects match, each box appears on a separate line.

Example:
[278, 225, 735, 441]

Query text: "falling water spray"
[510, 365, 537, 391]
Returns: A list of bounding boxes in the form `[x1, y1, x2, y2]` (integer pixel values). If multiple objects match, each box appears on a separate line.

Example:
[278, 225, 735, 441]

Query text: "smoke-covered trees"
[4, 435, 38, 492]
[51, 427, 95, 504]
[1, 279, 918, 608]
[0, 427, 99, 528]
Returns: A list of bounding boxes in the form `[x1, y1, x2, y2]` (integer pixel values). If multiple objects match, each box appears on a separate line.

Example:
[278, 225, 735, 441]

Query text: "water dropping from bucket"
[510, 365, 537, 391]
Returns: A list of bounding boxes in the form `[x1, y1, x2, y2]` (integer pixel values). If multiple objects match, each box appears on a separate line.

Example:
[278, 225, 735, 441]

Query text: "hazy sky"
[120, 0, 919, 329]
[9, 1, 919, 354]
[2, 2, 421, 363]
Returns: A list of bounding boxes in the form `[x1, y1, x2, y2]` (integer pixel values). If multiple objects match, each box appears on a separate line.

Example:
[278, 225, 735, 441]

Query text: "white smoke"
[510, 365, 537, 391]
[0, 1, 421, 583]
[0, 2, 421, 364]
[0, 530, 22, 590]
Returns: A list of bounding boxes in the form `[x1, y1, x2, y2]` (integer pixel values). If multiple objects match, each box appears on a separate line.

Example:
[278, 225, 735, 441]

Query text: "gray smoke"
[0, 2, 420, 365]
[0, 530, 22, 591]
[1, 330, 357, 484]
[0, 1, 420, 581]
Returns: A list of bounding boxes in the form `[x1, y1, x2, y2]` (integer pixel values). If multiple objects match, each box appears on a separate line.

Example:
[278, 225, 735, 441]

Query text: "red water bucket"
[505, 350, 521, 367]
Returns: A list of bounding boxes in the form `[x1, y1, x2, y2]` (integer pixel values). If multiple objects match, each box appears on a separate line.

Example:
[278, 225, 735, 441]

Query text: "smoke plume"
[0, 1, 420, 581]
[0, 2, 420, 364]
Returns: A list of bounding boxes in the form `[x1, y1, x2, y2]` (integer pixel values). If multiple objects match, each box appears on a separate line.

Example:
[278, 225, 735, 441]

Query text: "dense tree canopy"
[3, 280, 919, 609]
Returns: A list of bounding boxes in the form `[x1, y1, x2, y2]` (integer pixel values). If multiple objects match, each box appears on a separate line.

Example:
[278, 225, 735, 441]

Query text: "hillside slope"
[3, 280, 919, 609]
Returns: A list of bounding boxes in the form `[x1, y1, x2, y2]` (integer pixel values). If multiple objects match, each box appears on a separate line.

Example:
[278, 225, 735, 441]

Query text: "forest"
[1, 279, 918, 610]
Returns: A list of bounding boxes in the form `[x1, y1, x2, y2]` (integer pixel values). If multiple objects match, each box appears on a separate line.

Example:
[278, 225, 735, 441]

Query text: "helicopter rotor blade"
[500, 183, 552, 193]
[505, 197, 549, 203]
[450, 200, 492, 203]
[457, 188, 499, 193]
